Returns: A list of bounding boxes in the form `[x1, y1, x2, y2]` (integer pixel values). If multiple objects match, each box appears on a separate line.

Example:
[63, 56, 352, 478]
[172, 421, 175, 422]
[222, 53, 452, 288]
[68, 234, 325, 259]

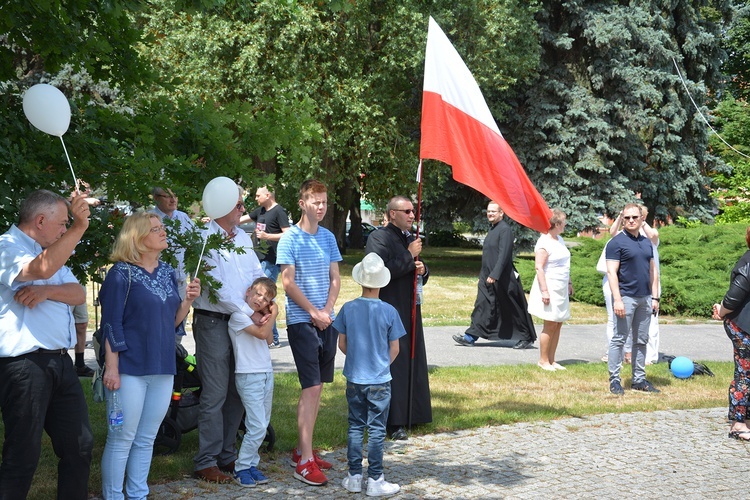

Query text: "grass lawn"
[16, 360, 731, 498]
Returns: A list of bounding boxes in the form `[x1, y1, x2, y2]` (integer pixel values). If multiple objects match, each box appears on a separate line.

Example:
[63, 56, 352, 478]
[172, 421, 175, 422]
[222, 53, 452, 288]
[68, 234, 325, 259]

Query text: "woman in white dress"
[528, 209, 573, 371]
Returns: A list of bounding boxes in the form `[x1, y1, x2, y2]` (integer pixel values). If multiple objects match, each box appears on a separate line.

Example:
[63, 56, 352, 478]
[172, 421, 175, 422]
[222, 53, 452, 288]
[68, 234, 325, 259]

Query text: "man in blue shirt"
[0, 189, 94, 498]
[605, 203, 660, 395]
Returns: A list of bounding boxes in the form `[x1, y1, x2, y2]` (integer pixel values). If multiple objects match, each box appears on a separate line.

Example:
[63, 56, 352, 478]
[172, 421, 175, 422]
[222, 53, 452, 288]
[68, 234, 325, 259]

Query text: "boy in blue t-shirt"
[333, 253, 405, 497]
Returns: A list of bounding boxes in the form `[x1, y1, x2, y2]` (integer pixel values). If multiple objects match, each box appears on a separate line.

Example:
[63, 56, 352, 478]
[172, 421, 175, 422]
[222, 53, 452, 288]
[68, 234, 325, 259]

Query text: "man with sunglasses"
[365, 196, 431, 441]
[192, 186, 265, 483]
[605, 203, 660, 395]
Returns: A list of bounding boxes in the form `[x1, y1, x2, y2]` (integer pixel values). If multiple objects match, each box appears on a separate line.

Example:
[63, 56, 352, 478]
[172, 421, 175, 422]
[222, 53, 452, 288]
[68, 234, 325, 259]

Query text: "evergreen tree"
[500, 0, 733, 229]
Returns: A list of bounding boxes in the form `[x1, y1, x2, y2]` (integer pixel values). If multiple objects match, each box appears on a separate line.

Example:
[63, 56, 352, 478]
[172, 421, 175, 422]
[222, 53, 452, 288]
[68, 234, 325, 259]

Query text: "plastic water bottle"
[416, 273, 423, 305]
[108, 390, 124, 433]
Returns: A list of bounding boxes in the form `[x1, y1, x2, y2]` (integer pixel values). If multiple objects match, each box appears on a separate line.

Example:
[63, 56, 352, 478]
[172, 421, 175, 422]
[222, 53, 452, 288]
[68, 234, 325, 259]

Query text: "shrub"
[517, 224, 748, 318]
[564, 224, 747, 318]
[426, 229, 481, 248]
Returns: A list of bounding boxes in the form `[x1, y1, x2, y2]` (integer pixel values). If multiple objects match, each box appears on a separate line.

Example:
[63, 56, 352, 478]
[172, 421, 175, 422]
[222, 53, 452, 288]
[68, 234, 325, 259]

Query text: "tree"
[497, 0, 733, 232]
[135, 0, 542, 249]
[709, 4, 750, 224]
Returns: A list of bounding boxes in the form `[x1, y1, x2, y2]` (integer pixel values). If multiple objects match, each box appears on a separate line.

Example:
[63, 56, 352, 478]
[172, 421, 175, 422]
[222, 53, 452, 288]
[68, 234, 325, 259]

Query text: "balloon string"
[59, 136, 80, 194]
[672, 57, 750, 159]
[194, 234, 209, 280]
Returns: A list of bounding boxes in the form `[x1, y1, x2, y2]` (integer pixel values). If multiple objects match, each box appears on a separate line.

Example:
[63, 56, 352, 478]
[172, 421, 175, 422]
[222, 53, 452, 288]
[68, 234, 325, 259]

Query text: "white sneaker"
[366, 474, 400, 497]
[342, 472, 362, 493]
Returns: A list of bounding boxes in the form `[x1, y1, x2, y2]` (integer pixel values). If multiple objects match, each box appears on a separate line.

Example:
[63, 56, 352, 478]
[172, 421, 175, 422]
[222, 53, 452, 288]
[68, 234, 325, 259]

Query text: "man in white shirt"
[191, 184, 265, 483]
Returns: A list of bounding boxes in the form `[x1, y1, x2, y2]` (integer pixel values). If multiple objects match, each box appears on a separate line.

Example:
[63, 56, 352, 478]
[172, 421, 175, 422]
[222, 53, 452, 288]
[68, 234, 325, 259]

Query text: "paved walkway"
[84, 323, 740, 498]
[148, 407, 736, 499]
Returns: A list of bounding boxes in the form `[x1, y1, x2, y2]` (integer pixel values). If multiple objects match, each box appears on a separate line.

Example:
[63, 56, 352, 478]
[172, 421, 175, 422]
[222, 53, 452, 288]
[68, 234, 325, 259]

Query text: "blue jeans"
[608, 295, 651, 384]
[346, 381, 391, 479]
[261, 261, 281, 343]
[101, 373, 172, 500]
[236, 372, 274, 470]
[193, 314, 245, 470]
[0, 351, 93, 499]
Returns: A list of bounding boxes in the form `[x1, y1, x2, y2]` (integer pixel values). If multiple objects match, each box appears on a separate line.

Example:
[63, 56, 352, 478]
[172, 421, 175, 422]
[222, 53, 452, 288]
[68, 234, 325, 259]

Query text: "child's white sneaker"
[366, 474, 400, 497]
[342, 472, 362, 493]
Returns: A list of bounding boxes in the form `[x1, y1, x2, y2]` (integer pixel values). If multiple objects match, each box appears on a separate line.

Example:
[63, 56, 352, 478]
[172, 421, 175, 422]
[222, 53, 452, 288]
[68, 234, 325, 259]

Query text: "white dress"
[528, 233, 571, 322]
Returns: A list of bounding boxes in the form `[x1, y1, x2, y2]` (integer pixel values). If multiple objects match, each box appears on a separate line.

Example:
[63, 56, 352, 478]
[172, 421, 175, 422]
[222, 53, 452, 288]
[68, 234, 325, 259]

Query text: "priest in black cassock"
[365, 196, 431, 441]
[454, 201, 537, 348]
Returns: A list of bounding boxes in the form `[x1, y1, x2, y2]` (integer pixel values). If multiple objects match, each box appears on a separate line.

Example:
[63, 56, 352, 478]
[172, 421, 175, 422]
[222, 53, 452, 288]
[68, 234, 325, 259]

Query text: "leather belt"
[194, 309, 231, 322]
[36, 348, 68, 355]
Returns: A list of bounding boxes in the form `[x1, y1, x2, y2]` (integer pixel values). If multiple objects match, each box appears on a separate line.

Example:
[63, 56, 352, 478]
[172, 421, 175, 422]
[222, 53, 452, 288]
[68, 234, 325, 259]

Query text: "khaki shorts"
[72, 303, 88, 324]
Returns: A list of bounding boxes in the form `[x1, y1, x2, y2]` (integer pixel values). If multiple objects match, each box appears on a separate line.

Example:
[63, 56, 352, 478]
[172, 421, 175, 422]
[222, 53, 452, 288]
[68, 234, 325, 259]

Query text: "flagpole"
[408, 160, 424, 430]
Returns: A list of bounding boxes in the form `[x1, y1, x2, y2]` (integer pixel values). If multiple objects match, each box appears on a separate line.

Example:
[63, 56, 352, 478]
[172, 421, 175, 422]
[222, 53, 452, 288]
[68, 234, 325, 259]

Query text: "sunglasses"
[235, 202, 245, 211]
[623, 215, 640, 221]
[392, 209, 414, 215]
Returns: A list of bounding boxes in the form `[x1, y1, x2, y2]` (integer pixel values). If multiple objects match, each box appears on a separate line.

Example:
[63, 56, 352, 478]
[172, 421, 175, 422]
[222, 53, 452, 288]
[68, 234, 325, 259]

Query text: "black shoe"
[76, 365, 95, 377]
[631, 380, 661, 393]
[452, 334, 475, 347]
[609, 379, 624, 395]
[390, 427, 408, 441]
[513, 340, 533, 350]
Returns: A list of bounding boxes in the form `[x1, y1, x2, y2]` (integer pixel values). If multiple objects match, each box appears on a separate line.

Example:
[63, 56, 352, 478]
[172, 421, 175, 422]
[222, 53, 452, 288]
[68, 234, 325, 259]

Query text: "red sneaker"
[294, 457, 328, 486]
[290, 449, 332, 470]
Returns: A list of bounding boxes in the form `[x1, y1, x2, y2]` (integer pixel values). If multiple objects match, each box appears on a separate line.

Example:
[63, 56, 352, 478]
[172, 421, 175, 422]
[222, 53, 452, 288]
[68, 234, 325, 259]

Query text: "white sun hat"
[352, 253, 391, 289]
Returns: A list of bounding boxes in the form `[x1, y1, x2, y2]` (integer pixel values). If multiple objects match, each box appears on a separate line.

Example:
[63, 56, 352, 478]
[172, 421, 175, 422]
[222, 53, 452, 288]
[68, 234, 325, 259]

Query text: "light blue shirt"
[276, 224, 342, 325]
[150, 207, 195, 283]
[0, 225, 78, 357]
[333, 297, 406, 385]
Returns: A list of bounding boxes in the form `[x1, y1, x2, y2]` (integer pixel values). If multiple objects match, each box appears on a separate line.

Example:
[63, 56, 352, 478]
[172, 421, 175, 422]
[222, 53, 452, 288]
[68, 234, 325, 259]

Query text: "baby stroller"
[153, 344, 277, 455]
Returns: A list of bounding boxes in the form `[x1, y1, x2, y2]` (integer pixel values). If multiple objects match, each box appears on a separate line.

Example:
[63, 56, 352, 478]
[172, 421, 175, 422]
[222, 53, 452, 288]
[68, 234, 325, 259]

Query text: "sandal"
[728, 429, 750, 441]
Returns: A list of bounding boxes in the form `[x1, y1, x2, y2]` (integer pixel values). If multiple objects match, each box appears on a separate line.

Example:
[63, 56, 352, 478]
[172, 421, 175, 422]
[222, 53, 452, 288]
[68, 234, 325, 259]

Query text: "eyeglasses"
[235, 202, 245, 211]
[623, 215, 640, 221]
[392, 209, 414, 215]
[150, 224, 166, 233]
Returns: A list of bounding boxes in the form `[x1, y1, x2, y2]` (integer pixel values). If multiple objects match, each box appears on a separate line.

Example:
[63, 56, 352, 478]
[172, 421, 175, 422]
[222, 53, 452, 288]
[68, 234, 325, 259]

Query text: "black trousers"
[0, 351, 93, 499]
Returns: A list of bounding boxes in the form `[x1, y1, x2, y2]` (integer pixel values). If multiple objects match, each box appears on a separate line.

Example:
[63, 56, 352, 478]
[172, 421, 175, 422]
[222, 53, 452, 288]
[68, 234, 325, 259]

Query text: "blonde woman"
[528, 209, 573, 371]
[100, 211, 200, 499]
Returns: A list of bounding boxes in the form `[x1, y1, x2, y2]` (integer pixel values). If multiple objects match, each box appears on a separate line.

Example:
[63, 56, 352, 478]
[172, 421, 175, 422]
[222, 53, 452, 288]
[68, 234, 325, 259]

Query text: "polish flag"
[420, 17, 552, 233]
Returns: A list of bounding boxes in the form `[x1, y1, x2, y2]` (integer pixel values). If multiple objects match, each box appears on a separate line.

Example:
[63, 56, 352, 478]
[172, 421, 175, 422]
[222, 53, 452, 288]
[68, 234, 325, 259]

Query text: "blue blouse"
[100, 261, 182, 376]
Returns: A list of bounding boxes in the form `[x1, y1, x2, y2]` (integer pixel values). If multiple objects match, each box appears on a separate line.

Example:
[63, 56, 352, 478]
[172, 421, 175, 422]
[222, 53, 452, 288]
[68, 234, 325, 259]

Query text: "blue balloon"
[671, 356, 694, 379]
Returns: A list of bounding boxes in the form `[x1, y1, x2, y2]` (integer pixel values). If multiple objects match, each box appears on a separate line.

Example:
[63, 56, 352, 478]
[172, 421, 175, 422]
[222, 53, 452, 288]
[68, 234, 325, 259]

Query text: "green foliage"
[503, 0, 732, 231]
[721, 3, 750, 101]
[517, 224, 748, 319]
[0, 0, 148, 87]
[657, 223, 747, 317]
[159, 217, 247, 304]
[426, 229, 481, 248]
[709, 97, 750, 223]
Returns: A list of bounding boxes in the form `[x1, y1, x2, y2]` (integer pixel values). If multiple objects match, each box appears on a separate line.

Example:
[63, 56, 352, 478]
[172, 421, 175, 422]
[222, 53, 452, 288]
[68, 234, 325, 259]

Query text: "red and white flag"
[420, 17, 551, 233]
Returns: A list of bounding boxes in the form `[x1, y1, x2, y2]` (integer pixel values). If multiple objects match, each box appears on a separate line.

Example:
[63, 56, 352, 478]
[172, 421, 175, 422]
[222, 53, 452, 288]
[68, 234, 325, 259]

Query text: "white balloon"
[202, 177, 239, 219]
[22, 84, 71, 136]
